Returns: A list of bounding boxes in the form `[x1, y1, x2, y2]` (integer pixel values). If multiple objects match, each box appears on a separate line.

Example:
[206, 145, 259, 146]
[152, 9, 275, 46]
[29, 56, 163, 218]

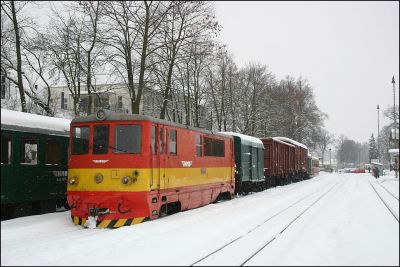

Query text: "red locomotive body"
[67, 111, 235, 228]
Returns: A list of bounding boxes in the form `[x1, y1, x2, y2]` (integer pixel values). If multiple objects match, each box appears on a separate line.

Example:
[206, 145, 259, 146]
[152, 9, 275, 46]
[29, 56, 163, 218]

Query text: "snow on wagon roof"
[1, 109, 71, 136]
[274, 136, 308, 150]
[219, 131, 264, 148]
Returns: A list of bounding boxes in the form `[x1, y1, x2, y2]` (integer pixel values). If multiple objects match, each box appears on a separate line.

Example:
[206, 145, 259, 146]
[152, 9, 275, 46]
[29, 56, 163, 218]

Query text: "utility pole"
[392, 76, 398, 178]
[377, 104, 380, 162]
[392, 76, 397, 148]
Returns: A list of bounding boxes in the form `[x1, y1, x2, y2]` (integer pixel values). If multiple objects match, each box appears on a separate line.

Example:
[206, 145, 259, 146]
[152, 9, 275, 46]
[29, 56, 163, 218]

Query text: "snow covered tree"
[368, 133, 379, 163]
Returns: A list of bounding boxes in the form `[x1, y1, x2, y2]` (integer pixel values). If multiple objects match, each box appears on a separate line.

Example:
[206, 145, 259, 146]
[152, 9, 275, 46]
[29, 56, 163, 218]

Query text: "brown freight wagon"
[260, 137, 296, 187]
[274, 137, 309, 181]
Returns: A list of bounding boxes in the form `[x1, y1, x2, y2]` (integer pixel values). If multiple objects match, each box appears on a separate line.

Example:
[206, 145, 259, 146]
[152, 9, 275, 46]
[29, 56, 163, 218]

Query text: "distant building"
[1, 69, 11, 100]
[50, 83, 211, 129]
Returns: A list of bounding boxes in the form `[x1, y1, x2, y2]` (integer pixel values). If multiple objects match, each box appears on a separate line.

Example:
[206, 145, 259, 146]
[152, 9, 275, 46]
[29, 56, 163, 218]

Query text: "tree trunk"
[11, 1, 27, 112]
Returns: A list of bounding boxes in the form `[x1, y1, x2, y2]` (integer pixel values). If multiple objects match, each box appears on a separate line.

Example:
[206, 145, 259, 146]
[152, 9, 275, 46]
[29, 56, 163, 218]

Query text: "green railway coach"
[220, 132, 265, 194]
[1, 109, 71, 220]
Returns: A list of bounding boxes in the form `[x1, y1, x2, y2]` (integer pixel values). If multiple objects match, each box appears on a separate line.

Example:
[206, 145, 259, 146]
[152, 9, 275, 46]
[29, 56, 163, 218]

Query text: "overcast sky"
[214, 1, 399, 144]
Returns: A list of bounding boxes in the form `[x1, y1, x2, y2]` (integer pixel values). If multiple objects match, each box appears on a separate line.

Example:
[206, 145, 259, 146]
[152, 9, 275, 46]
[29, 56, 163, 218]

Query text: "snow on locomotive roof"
[219, 131, 264, 148]
[1, 109, 71, 136]
[274, 136, 308, 149]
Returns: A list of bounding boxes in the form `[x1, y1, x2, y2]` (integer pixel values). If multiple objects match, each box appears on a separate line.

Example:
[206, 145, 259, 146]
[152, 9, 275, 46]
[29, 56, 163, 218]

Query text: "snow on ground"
[1, 172, 399, 266]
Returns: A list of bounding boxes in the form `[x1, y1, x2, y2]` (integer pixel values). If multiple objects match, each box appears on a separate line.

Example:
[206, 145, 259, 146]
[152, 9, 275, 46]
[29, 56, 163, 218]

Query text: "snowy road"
[1, 172, 399, 266]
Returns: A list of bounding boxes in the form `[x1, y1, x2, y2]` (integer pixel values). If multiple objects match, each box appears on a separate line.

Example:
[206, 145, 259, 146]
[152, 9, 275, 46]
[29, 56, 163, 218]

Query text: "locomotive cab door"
[151, 124, 167, 192]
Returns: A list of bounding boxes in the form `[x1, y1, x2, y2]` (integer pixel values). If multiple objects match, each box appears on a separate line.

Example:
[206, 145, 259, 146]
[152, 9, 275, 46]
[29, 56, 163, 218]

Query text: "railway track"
[369, 180, 399, 223]
[190, 179, 343, 266]
[376, 181, 399, 201]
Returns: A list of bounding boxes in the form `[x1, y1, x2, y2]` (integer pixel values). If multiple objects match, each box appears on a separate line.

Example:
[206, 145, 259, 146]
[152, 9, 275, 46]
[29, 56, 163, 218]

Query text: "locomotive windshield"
[72, 126, 89, 155]
[93, 125, 109, 154]
[113, 125, 141, 154]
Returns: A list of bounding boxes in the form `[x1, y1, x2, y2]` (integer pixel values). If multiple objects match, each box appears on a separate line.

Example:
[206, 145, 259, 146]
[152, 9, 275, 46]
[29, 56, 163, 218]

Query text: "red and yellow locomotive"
[67, 110, 235, 228]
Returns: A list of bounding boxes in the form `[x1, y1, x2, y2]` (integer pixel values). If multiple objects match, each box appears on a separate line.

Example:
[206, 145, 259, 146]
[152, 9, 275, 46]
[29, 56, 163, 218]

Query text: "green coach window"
[21, 139, 38, 165]
[1, 134, 12, 164]
[45, 139, 62, 165]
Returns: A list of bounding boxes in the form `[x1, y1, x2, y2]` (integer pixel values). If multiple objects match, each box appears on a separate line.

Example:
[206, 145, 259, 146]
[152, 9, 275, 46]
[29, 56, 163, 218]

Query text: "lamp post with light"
[377, 104, 380, 162]
[392, 76, 397, 148]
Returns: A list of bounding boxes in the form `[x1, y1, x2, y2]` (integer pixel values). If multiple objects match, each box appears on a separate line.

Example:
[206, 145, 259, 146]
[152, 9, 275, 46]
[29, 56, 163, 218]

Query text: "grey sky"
[214, 1, 399, 143]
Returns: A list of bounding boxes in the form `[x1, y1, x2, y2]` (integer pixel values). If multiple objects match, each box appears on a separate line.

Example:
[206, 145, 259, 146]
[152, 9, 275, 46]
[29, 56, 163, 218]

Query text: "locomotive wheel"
[160, 205, 167, 217]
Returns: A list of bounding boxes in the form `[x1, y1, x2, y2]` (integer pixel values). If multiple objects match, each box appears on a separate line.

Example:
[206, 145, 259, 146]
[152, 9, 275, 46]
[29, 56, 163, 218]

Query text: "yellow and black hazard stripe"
[71, 216, 150, 228]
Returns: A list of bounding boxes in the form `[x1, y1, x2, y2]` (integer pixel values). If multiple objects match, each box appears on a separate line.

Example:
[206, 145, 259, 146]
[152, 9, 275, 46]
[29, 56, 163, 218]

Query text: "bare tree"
[1, 1, 30, 112]
[47, 7, 85, 116]
[102, 1, 169, 114]
[157, 1, 220, 120]
[315, 129, 334, 164]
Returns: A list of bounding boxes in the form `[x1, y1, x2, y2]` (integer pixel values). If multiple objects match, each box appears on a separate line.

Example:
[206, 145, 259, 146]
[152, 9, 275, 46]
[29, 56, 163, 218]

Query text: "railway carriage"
[67, 110, 235, 228]
[219, 132, 264, 194]
[1, 109, 70, 220]
[260, 137, 295, 187]
[274, 137, 308, 181]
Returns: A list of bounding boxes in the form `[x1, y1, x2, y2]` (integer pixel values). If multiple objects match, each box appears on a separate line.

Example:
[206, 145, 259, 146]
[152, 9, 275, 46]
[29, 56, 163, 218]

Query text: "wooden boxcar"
[67, 110, 235, 228]
[1, 109, 70, 220]
[273, 137, 309, 181]
[260, 137, 295, 187]
[220, 132, 264, 194]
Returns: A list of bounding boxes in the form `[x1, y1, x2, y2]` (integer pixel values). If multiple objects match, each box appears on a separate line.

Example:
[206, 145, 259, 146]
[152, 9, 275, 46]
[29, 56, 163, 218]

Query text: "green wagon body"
[1, 110, 70, 220]
[219, 132, 264, 194]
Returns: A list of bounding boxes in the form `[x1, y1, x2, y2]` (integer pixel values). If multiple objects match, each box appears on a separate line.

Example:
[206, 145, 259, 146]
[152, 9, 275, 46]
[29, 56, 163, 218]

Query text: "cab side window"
[170, 129, 177, 155]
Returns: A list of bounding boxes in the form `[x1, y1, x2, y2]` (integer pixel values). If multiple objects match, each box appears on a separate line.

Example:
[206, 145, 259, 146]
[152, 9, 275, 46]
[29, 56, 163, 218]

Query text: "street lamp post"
[392, 76, 397, 148]
[377, 104, 380, 162]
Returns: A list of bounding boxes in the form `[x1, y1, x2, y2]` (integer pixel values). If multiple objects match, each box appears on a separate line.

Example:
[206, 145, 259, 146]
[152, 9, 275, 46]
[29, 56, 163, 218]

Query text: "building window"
[118, 96, 123, 109]
[45, 139, 62, 165]
[1, 71, 6, 99]
[170, 129, 177, 155]
[21, 139, 38, 165]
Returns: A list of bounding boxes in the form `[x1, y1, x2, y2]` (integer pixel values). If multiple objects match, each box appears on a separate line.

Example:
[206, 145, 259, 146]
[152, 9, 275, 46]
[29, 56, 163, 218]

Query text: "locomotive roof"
[273, 136, 308, 150]
[219, 131, 264, 148]
[71, 110, 232, 139]
[1, 109, 71, 137]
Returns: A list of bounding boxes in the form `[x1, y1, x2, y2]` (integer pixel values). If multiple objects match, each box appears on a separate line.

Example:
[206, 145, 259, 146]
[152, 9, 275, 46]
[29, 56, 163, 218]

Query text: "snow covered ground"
[1, 171, 399, 266]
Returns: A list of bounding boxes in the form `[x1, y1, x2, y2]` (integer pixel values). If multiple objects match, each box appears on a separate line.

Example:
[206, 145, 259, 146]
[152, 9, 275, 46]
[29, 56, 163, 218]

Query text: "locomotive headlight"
[96, 109, 106, 120]
[94, 173, 104, 184]
[68, 176, 78, 186]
